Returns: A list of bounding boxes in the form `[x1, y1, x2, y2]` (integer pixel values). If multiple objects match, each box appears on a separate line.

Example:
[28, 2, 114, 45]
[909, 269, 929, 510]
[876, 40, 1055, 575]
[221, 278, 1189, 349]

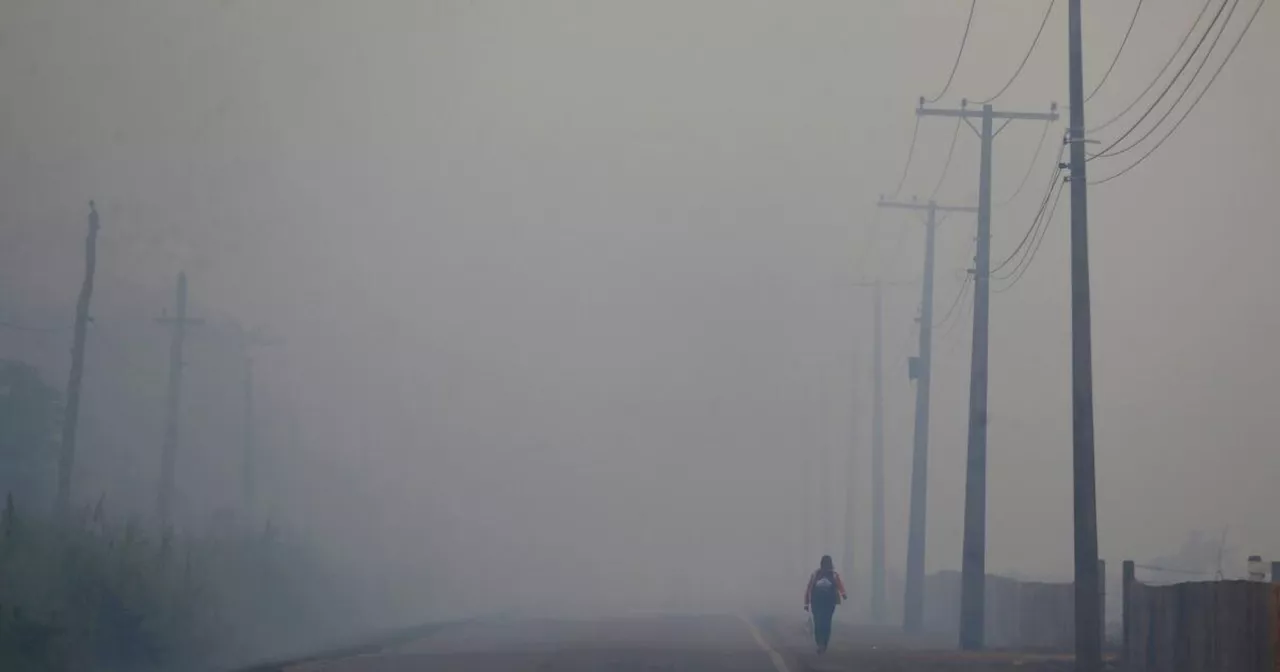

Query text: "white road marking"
[737, 614, 791, 672]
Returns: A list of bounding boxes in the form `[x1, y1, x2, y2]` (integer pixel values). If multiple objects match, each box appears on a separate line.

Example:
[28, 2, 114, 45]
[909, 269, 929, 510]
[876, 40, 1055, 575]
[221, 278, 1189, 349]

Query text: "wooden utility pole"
[156, 272, 201, 529]
[1066, 0, 1102, 667]
[917, 100, 1058, 649]
[878, 197, 977, 633]
[56, 202, 101, 519]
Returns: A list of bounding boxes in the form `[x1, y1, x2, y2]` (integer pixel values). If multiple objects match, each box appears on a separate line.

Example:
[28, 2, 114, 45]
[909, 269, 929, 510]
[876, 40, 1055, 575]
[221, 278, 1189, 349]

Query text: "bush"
[0, 495, 367, 671]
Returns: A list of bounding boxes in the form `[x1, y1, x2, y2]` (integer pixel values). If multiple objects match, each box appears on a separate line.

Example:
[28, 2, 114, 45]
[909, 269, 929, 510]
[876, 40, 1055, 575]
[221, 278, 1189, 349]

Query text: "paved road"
[282, 614, 1113, 672]
[286, 614, 791, 672]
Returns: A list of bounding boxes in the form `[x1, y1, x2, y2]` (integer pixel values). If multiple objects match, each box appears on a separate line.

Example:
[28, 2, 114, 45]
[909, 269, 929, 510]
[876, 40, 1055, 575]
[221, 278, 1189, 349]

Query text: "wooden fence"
[1122, 560, 1279, 672]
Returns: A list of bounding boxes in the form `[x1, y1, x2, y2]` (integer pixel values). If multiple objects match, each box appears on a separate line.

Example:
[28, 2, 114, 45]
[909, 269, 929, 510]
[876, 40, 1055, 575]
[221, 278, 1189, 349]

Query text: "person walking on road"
[803, 555, 847, 654]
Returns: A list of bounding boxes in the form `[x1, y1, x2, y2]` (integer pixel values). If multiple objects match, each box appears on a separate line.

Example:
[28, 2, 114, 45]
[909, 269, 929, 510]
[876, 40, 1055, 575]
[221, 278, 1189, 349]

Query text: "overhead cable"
[990, 138, 1066, 275]
[1088, 0, 1232, 161]
[993, 177, 1065, 292]
[889, 117, 921, 198]
[1090, 0, 1265, 186]
[1091, 0, 1241, 160]
[924, 0, 977, 104]
[1087, 0, 1218, 134]
[1085, 0, 1146, 103]
[972, 0, 1057, 105]
[996, 121, 1053, 207]
[933, 274, 972, 329]
[930, 117, 964, 199]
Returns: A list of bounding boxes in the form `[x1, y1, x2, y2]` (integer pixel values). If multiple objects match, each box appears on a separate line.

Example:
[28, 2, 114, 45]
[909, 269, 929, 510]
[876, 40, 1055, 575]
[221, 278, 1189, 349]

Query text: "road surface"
[286, 614, 788, 672]
[281, 614, 1111, 671]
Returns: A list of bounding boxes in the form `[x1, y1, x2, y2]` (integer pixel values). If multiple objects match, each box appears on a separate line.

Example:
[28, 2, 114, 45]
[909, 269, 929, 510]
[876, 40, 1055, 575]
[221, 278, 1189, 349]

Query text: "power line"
[993, 177, 1065, 293]
[933, 273, 972, 329]
[925, 0, 977, 104]
[889, 116, 922, 198]
[1092, 0, 1241, 161]
[930, 117, 964, 199]
[1085, 0, 1146, 103]
[1089, 0, 1231, 161]
[993, 168, 1062, 284]
[1090, 0, 1265, 186]
[940, 278, 973, 344]
[1089, 0, 1226, 144]
[990, 138, 1066, 275]
[996, 121, 1053, 207]
[972, 0, 1056, 105]
[995, 177, 1063, 284]
[1088, 0, 1216, 134]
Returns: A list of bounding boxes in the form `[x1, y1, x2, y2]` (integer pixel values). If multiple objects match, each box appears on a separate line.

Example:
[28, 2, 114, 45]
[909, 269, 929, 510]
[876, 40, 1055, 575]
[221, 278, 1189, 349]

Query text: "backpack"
[812, 571, 838, 603]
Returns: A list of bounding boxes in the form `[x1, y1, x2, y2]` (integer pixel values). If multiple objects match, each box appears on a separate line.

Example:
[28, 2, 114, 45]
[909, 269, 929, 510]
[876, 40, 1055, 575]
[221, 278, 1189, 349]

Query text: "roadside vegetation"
[0, 359, 374, 671]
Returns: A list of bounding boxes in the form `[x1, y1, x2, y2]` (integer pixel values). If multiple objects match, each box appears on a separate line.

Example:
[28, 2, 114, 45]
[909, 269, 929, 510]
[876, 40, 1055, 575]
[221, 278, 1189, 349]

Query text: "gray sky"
[1, 0, 1277, 616]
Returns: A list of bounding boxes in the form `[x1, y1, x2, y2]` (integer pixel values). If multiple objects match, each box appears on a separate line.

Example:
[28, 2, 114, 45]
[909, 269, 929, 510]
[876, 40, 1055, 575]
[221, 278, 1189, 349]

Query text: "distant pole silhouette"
[852, 275, 919, 624]
[56, 202, 101, 519]
[878, 196, 977, 633]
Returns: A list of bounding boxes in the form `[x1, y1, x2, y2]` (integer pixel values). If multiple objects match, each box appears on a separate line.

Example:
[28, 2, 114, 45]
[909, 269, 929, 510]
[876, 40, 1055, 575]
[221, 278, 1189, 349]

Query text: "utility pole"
[870, 278, 885, 623]
[878, 196, 978, 633]
[56, 201, 101, 519]
[156, 272, 201, 529]
[232, 324, 282, 517]
[1067, 0, 1102, 668]
[820, 439, 832, 555]
[851, 276, 915, 623]
[917, 100, 1058, 649]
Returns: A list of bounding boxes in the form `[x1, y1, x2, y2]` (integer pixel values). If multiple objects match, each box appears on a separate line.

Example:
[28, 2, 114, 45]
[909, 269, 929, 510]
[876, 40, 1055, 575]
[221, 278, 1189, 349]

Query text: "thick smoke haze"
[1, 0, 1277, 627]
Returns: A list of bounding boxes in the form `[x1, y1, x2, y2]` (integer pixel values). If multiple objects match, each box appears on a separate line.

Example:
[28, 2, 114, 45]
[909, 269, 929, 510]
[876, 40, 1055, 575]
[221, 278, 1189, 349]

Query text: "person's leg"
[814, 605, 834, 650]
[821, 604, 836, 648]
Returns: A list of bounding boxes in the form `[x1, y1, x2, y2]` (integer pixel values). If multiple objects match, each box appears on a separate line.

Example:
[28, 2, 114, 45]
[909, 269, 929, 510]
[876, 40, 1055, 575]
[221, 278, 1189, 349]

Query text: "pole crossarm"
[877, 198, 978, 214]
[853, 278, 915, 288]
[917, 104, 1060, 122]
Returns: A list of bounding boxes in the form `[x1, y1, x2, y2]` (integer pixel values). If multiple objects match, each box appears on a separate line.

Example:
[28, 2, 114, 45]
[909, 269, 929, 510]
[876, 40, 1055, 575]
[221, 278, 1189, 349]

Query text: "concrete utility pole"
[843, 341, 857, 584]
[232, 324, 282, 517]
[878, 197, 978, 633]
[56, 202, 101, 519]
[820, 439, 832, 555]
[156, 272, 202, 529]
[1066, 0, 1102, 668]
[852, 276, 915, 623]
[917, 100, 1058, 649]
